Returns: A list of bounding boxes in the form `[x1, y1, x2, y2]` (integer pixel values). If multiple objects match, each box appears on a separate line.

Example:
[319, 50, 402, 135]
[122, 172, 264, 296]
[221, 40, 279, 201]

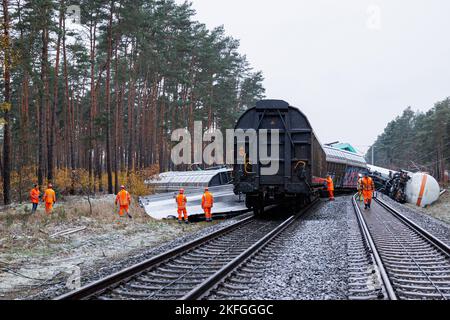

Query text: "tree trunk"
[48, 3, 64, 182]
[38, 8, 51, 187]
[89, 18, 97, 192]
[2, 0, 12, 205]
[113, 37, 120, 194]
[127, 84, 135, 175]
[61, 3, 76, 193]
[105, 1, 113, 194]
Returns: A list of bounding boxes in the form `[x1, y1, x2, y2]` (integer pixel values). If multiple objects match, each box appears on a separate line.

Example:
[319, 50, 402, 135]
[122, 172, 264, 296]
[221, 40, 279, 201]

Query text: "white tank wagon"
[368, 164, 397, 181]
[368, 165, 441, 207]
[406, 172, 440, 208]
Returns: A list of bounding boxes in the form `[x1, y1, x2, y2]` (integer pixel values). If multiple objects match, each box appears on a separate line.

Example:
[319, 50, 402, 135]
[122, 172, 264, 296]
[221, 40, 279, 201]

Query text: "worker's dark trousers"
[31, 203, 38, 213]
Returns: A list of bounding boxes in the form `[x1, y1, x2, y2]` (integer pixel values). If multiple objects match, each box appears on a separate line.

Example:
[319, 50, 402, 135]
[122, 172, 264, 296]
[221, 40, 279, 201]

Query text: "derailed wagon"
[232, 100, 327, 213]
[233, 99, 367, 214]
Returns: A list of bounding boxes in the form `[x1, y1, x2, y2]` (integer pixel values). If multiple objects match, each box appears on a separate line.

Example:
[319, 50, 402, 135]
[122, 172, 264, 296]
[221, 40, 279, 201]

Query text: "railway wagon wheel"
[246, 194, 265, 216]
[245, 194, 253, 210]
[253, 205, 264, 216]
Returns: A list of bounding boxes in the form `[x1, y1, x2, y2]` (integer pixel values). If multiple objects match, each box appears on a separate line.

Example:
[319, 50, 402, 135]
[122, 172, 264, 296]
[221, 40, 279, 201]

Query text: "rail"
[352, 195, 397, 300]
[182, 198, 320, 300]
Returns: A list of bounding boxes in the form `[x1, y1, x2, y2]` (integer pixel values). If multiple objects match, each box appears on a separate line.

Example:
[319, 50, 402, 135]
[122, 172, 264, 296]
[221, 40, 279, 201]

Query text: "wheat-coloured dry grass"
[0, 194, 206, 299]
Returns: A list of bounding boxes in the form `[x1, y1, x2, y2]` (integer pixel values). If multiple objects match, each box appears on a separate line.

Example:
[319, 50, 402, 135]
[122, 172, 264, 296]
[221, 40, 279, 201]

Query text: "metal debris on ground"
[50, 227, 87, 238]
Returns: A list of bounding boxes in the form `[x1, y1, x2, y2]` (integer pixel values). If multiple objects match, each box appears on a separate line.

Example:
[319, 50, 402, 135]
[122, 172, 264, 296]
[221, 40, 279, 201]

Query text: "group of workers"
[320, 172, 375, 210]
[28, 182, 215, 223]
[29, 184, 57, 214]
[28, 183, 133, 218]
[29, 172, 374, 220]
[176, 187, 214, 223]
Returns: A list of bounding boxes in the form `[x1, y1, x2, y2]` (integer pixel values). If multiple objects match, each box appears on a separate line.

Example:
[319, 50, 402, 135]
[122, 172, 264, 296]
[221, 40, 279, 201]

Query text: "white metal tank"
[405, 173, 440, 207]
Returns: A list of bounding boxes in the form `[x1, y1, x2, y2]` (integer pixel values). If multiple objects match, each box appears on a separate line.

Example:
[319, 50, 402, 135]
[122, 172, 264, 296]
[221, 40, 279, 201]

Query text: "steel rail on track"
[352, 195, 398, 300]
[55, 215, 256, 300]
[374, 197, 450, 258]
[181, 198, 321, 300]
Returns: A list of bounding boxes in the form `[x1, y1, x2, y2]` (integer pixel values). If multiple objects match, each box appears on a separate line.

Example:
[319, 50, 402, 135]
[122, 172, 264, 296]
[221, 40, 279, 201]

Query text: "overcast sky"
[176, 0, 450, 154]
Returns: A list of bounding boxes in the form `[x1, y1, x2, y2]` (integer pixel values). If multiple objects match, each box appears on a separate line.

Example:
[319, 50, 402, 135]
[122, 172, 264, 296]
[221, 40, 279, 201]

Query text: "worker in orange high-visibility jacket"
[326, 175, 335, 201]
[115, 185, 132, 219]
[361, 173, 375, 210]
[43, 184, 56, 214]
[30, 184, 40, 214]
[318, 175, 335, 201]
[202, 187, 214, 222]
[176, 189, 188, 224]
[357, 174, 363, 201]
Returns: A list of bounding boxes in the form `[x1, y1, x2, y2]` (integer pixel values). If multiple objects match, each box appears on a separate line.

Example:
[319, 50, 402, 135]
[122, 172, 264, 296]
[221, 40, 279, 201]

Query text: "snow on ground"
[0, 194, 209, 300]
[405, 189, 450, 224]
[1, 190, 448, 300]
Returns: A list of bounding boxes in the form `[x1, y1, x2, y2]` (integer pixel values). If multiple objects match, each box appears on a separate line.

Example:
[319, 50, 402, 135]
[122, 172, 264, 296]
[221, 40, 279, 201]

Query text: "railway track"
[56, 200, 318, 300]
[352, 195, 450, 300]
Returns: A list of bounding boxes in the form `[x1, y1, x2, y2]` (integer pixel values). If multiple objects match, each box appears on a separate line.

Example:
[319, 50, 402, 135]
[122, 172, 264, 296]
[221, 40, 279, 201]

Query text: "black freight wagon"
[232, 100, 327, 213]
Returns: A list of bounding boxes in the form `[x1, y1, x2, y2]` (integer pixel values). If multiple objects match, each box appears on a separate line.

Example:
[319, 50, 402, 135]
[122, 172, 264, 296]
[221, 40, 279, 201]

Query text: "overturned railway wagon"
[322, 146, 367, 189]
[233, 99, 367, 213]
[147, 168, 233, 192]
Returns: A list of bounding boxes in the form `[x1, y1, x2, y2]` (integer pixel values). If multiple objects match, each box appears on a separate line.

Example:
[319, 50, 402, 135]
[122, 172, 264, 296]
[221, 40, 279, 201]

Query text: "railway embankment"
[0, 195, 215, 300]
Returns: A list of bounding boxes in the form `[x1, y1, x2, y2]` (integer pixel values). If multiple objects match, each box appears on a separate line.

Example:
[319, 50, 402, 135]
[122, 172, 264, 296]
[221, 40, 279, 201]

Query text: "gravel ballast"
[378, 195, 450, 246]
[225, 197, 352, 300]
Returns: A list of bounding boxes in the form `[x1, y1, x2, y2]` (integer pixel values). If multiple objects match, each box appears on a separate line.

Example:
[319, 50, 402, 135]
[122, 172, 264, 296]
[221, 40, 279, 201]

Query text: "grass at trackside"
[405, 189, 450, 225]
[0, 194, 213, 299]
[0, 194, 207, 257]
